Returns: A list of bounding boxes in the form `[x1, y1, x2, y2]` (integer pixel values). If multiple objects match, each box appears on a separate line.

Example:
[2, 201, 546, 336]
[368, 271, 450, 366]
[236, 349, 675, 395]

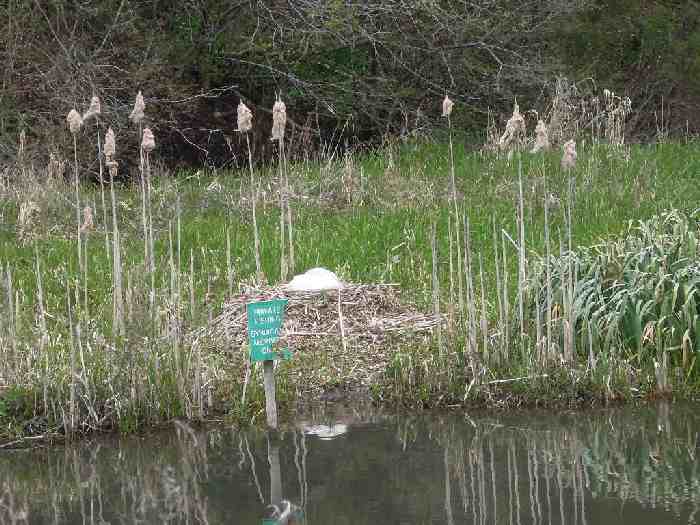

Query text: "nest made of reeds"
[197, 283, 442, 352]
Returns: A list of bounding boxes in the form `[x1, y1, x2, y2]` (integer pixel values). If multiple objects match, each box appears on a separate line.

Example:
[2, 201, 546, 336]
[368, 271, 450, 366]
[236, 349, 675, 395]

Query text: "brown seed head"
[442, 95, 454, 117]
[561, 139, 577, 170]
[80, 206, 94, 233]
[141, 127, 156, 152]
[104, 127, 116, 160]
[83, 95, 101, 122]
[531, 119, 550, 153]
[67, 109, 83, 135]
[271, 98, 287, 141]
[129, 91, 145, 124]
[237, 101, 253, 133]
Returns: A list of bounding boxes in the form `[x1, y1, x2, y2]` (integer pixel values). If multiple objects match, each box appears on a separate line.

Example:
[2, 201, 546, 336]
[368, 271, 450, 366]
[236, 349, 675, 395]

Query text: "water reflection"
[0, 402, 698, 524]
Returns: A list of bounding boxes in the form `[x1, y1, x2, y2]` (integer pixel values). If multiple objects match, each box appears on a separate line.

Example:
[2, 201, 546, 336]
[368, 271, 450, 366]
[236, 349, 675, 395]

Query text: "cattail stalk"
[246, 133, 262, 279]
[448, 218, 455, 334]
[105, 128, 124, 338]
[517, 157, 526, 360]
[431, 221, 442, 353]
[238, 100, 262, 279]
[85, 96, 109, 257]
[142, 128, 156, 326]
[272, 96, 292, 280]
[544, 174, 552, 362]
[479, 254, 488, 362]
[443, 96, 464, 320]
[227, 229, 234, 296]
[67, 281, 77, 438]
[68, 109, 83, 299]
[492, 217, 504, 363]
[502, 230, 510, 356]
[34, 248, 49, 416]
[463, 215, 478, 358]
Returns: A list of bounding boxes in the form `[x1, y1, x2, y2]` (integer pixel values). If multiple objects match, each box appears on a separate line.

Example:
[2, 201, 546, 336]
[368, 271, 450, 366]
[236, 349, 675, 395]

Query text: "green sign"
[247, 299, 290, 362]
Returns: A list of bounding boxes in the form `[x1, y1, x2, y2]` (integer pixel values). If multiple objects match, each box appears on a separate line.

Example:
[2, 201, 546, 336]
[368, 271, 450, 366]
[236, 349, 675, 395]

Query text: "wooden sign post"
[247, 299, 289, 430]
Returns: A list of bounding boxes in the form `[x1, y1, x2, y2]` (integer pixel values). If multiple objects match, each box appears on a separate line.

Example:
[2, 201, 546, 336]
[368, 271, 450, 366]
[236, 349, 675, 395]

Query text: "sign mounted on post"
[247, 299, 290, 362]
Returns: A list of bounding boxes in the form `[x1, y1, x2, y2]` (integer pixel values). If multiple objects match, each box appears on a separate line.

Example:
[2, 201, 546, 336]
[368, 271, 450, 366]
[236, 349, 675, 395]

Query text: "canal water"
[0, 402, 698, 524]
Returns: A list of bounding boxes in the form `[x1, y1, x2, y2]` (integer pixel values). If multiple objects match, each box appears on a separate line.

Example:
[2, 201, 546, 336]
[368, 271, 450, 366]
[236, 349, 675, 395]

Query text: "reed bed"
[0, 88, 700, 440]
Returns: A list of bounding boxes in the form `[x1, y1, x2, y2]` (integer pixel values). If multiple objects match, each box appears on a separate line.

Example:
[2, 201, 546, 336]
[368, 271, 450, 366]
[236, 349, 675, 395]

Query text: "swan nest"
[192, 281, 443, 400]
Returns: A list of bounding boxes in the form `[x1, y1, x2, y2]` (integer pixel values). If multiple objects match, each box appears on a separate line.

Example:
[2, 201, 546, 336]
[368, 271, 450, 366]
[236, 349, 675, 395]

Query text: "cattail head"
[67, 109, 83, 135]
[19, 129, 25, 157]
[141, 127, 155, 152]
[442, 95, 454, 117]
[104, 127, 116, 160]
[531, 119, 550, 153]
[80, 206, 94, 233]
[498, 101, 526, 151]
[561, 139, 577, 170]
[107, 160, 118, 180]
[237, 101, 253, 133]
[82, 95, 101, 122]
[271, 97, 287, 141]
[129, 91, 145, 124]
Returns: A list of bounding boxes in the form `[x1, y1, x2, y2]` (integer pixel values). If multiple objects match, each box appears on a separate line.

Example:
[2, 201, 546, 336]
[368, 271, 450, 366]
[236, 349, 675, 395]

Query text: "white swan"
[284, 267, 344, 292]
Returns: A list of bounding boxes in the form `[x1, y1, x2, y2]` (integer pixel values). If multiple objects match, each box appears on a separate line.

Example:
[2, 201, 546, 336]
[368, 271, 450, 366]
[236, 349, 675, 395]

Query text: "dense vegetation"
[1, 134, 699, 440]
[1, 1, 699, 167]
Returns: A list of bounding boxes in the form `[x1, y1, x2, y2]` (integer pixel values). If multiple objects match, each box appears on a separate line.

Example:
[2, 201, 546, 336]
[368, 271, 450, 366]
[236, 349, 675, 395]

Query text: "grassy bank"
[1, 137, 699, 441]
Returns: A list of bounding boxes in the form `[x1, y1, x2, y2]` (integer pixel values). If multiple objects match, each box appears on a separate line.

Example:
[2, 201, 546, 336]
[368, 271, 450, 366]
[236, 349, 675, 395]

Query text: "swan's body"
[284, 267, 344, 292]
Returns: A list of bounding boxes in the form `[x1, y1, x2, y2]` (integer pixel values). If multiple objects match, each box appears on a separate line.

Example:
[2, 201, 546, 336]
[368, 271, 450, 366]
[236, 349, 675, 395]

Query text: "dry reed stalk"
[67, 281, 77, 438]
[531, 119, 550, 153]
[84, 98, 110, 258]
[463, 214, 478, 358]
[83, 97, 105, 253]
[5, 266, 16, 378]
[189, 249, 196, 319]
[492, 217, 504, 363]
[67, 109, 84, 303]
[561, 140, 577, 170]
[501, 230, 510, 355]
[141, 127, 156, 320]
[544, 174, 553, 362]
[18, 129, 26, 179]
[34, 248, 49, 416]
[565, 181, 575, 363]
[443, 94, 464, 320]
[238, 101, 262, 279]
[478, 254, 488, 361]
[226, 229, 234, 296]
[81, 206, 93, 314]
[272, 97, 290, 280]
[517, 159, 526, 358]
[337, 289, 348, 353]
[448, 218, 455, 335]
[106, 127, 124, 337]
[431, 221, 442, 353]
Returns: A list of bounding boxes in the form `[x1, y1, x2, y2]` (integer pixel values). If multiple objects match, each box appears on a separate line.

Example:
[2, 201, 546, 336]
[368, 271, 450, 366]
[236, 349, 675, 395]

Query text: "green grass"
[1, 138, 699, 439]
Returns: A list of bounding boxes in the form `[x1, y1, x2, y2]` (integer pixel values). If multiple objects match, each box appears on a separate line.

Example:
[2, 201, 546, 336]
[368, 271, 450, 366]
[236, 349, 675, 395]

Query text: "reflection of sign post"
[247, 299, 288, 430]
[262, 432, 304, 525]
